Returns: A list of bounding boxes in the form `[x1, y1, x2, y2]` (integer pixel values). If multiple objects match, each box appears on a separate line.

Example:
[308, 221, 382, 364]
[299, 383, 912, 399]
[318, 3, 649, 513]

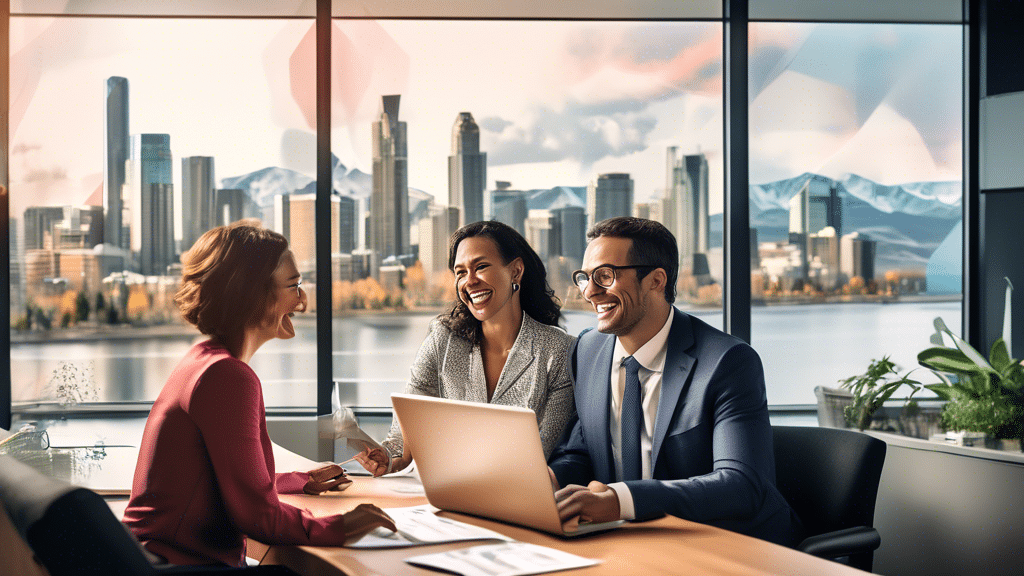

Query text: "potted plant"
[918, 318, 1024, 448]
[838, 357, 927, 432]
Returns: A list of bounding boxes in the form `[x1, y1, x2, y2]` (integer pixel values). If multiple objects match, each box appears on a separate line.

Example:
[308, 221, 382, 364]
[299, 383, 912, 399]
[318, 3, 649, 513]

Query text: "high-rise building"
[551, 206, 586, 263]
[789, 176, 842, 237]
[448, 112, 487, 227]
[287, 192, 344, 276]
[662, 148, 710, 272]
[789, 176, 843, 282]
[273, 194, 291, 239]
[52, 206, 104, 250]
[128, 134, 174, 276]
[337, 194, 358, 254]
[808, 226, 841, 289]
[105, 76, 129, 249]
[370, 95, 409, 277]
[587, 173, 633, 229]
[181, 156, 216, 252]
[841, 232, 877, 282]
[23, 206, 66, 250]
[216, 189, 246, 227]
[525, 209, 555, 261]
[490, 184, 528, 234]
[9, 218, 24, 312]
[419, 204, 460, 276]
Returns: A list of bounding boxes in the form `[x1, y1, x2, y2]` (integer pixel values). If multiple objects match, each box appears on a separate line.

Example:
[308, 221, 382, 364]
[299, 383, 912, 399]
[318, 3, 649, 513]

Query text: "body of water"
[11, 301, 961, 408]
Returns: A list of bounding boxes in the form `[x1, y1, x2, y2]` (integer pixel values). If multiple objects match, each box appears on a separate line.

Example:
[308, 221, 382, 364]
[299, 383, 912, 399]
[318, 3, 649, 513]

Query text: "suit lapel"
[491, 314, 535, 402]
[578, 333, 616, 482]
[652, 309, 696, 469]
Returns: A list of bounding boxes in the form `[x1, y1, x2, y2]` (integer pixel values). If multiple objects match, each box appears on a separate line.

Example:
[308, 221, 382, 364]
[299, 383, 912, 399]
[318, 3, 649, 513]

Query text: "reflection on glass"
[329, 20, 724, 403]
[748, 23, 963, 404]
[9, 18, 316, 407]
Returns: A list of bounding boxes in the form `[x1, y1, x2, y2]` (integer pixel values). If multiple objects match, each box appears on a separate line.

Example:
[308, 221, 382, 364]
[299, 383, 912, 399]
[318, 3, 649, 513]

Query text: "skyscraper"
[371, 95, 409, 277]
[789, 176, 843, 281]
[419, 204, 460, 276]
[489, 183, 528, 235]
[181, 156, 216, 253]
[337, 194, 358, 255]
[23, 206, 66, 250]
[104, 76, 129, 249]
[551, 205, 586, 263]
[128, 134, 174, 276]
[587, 173, 633, 229]
[448, 112, 487, 226]
[216, 189, 247, 227]
[662, 148, 710, 272]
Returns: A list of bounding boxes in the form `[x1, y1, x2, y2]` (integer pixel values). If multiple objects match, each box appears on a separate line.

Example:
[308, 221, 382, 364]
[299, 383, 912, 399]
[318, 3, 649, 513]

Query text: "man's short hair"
[587, 217, 678, 303]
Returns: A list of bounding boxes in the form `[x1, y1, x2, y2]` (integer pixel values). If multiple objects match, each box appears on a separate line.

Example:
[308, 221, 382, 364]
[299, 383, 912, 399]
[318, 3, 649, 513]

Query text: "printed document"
[345, 505, 513, 548]
[405, 542, 599, 576]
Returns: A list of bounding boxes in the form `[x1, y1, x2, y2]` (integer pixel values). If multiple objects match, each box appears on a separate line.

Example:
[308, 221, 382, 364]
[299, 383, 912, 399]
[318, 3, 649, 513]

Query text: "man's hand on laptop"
[555, 480, 620, 529]
[548, 467, 559, 492]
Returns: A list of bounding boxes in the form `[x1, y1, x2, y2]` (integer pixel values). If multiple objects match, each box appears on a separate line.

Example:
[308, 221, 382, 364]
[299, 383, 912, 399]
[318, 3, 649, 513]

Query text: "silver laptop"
[390, 393, 623, 537]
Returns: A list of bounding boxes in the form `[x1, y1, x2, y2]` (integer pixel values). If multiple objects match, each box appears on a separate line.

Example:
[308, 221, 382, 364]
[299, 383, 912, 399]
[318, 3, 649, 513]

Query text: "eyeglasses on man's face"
[571, 265, 656, 292]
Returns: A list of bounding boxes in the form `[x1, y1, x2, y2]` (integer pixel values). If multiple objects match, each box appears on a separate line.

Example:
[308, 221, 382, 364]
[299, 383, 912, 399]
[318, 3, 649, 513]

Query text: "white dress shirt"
[607, 310, 674, 520]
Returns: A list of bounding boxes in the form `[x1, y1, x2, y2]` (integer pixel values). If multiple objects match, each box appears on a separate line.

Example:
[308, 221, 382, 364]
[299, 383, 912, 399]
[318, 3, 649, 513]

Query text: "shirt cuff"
[608, 482, 635, 521]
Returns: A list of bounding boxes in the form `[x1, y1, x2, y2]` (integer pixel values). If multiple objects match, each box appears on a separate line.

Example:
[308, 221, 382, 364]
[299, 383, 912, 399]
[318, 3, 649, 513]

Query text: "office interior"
[1, 1, 1022, 575]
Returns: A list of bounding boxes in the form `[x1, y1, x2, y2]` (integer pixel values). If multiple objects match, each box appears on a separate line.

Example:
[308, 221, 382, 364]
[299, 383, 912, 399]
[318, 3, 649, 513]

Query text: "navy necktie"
[620, 356, 643, 481]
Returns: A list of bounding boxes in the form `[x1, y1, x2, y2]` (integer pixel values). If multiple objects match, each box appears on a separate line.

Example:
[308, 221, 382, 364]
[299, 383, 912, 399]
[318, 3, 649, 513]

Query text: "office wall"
[872, 434, 1024, 576]
[978, 0, 1024, 358]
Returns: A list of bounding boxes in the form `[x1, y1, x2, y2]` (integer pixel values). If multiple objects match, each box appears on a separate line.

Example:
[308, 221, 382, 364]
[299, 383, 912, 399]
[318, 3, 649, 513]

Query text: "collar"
[612, 309, 674, 373]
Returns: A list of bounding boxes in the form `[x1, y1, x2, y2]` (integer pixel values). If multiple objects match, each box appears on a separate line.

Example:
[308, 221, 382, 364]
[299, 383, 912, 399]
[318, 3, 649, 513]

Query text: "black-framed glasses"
[571, 265, 656, 291]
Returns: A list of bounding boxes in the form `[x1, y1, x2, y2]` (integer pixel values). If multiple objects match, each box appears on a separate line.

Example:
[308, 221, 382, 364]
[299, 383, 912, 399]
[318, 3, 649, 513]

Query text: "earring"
[512, 282, 520, 292]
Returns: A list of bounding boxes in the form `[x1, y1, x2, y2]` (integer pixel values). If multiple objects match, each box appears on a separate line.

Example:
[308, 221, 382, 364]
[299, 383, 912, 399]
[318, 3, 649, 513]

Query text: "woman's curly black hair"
[438, 220, 561, 344]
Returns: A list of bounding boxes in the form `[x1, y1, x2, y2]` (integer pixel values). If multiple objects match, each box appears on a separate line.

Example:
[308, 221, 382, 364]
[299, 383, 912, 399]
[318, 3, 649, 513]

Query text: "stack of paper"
[406, 542, 599, 576]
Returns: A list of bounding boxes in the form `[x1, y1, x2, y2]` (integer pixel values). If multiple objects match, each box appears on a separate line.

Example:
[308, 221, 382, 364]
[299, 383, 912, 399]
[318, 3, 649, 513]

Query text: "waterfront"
[11, 301, 961, 408]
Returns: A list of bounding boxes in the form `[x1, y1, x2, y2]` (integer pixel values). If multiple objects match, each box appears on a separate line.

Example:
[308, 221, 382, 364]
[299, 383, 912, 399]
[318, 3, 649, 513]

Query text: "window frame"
[1, 1, 973, 449]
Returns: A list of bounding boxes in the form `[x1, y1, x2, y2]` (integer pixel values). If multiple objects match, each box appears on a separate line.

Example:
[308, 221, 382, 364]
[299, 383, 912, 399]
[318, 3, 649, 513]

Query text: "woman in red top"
[123, 221, 395, 567]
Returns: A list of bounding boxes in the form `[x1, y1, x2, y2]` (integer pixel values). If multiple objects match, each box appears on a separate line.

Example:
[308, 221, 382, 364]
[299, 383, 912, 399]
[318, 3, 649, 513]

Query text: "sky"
[9, 17, 963, 227]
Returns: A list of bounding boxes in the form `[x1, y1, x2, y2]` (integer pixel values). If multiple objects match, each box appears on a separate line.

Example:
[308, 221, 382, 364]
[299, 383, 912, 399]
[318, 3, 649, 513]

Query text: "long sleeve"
[535, 335, 576, 459]
[381, 321, 443, 458]
[188, 360, 350, 548]
[626, 344, 778, 525]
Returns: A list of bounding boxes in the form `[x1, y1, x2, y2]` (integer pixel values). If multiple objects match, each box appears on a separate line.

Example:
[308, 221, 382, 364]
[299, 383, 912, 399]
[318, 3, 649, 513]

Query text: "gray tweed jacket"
[382, 312, 576, 460]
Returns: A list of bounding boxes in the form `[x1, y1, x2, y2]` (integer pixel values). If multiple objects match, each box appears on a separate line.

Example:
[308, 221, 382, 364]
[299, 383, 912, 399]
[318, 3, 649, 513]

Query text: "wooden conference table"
[253, 448, 867, 576]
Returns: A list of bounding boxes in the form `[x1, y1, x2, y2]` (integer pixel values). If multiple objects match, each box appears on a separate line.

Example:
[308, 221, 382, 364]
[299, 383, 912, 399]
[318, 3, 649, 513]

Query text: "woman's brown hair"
[175, 220, 289, 342]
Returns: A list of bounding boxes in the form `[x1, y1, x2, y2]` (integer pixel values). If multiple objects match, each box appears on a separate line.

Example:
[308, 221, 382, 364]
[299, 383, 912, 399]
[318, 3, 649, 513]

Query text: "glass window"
[748, 23, 963, 405]
[9, 17, 317, 409]
[329, 20, 723, 407]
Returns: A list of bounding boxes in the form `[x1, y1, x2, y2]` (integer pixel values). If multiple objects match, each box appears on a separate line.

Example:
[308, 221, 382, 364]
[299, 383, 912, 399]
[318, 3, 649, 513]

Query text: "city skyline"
[9, 19, 962, 222]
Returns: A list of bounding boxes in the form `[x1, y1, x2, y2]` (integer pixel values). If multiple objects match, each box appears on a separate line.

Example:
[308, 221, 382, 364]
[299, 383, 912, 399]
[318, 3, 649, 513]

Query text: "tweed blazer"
[382, 312, 576, 460]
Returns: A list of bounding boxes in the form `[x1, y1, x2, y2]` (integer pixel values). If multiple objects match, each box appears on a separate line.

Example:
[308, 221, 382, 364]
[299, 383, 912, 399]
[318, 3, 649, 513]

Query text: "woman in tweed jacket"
[355, 221, 576, 475]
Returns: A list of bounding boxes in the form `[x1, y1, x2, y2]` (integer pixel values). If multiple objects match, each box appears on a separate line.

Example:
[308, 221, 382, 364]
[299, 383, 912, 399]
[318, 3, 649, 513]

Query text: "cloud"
[479, 117, 513, 133]
[484, 101, 657, 167]
[11, 143, 41, 156]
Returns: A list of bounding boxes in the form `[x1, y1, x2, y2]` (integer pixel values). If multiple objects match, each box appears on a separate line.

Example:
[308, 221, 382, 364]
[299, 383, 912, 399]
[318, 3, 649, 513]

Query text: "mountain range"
[218, 163, 962, 292]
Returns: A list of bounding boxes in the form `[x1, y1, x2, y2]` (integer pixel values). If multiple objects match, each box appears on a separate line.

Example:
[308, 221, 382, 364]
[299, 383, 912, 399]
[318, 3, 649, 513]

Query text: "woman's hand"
[354, 447, 413, 477]
[353, 448, 391, 477]
[342, 503, 397, 540]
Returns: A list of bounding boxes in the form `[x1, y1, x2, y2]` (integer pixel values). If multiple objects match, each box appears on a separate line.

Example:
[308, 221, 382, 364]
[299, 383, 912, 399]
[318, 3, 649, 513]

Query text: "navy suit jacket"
[548, 308, 803, 547]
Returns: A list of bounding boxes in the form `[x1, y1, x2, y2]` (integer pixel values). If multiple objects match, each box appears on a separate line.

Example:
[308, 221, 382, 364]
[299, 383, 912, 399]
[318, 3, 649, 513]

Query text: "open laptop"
[390, 393, 624, 537]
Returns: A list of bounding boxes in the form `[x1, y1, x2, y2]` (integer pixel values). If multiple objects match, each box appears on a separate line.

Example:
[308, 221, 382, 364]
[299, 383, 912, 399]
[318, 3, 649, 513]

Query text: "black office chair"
[0, 455, 297, 576]
[773, 425, 886, 572]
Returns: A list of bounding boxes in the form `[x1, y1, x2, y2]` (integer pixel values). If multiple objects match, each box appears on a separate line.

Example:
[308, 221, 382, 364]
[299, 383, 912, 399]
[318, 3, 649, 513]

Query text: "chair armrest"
[798, 526, 881, 559]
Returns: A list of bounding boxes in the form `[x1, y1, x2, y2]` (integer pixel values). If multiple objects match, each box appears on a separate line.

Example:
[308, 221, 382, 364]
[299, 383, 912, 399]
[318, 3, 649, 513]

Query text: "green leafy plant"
[839, 357, 925, 431]
[917, 318, 1024, 440]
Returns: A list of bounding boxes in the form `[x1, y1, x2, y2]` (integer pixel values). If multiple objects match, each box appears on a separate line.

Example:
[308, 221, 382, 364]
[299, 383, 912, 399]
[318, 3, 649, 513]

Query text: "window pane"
[12, 1, 314, 17]
[329, 20, 723, 407]
[748, 23, 963, 405]
[9, 17, 317, 409]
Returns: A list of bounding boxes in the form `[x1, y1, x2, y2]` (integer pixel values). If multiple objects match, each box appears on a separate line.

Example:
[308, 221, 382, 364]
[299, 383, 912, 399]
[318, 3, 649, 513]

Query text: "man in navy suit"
[548, 217, 802, 547]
